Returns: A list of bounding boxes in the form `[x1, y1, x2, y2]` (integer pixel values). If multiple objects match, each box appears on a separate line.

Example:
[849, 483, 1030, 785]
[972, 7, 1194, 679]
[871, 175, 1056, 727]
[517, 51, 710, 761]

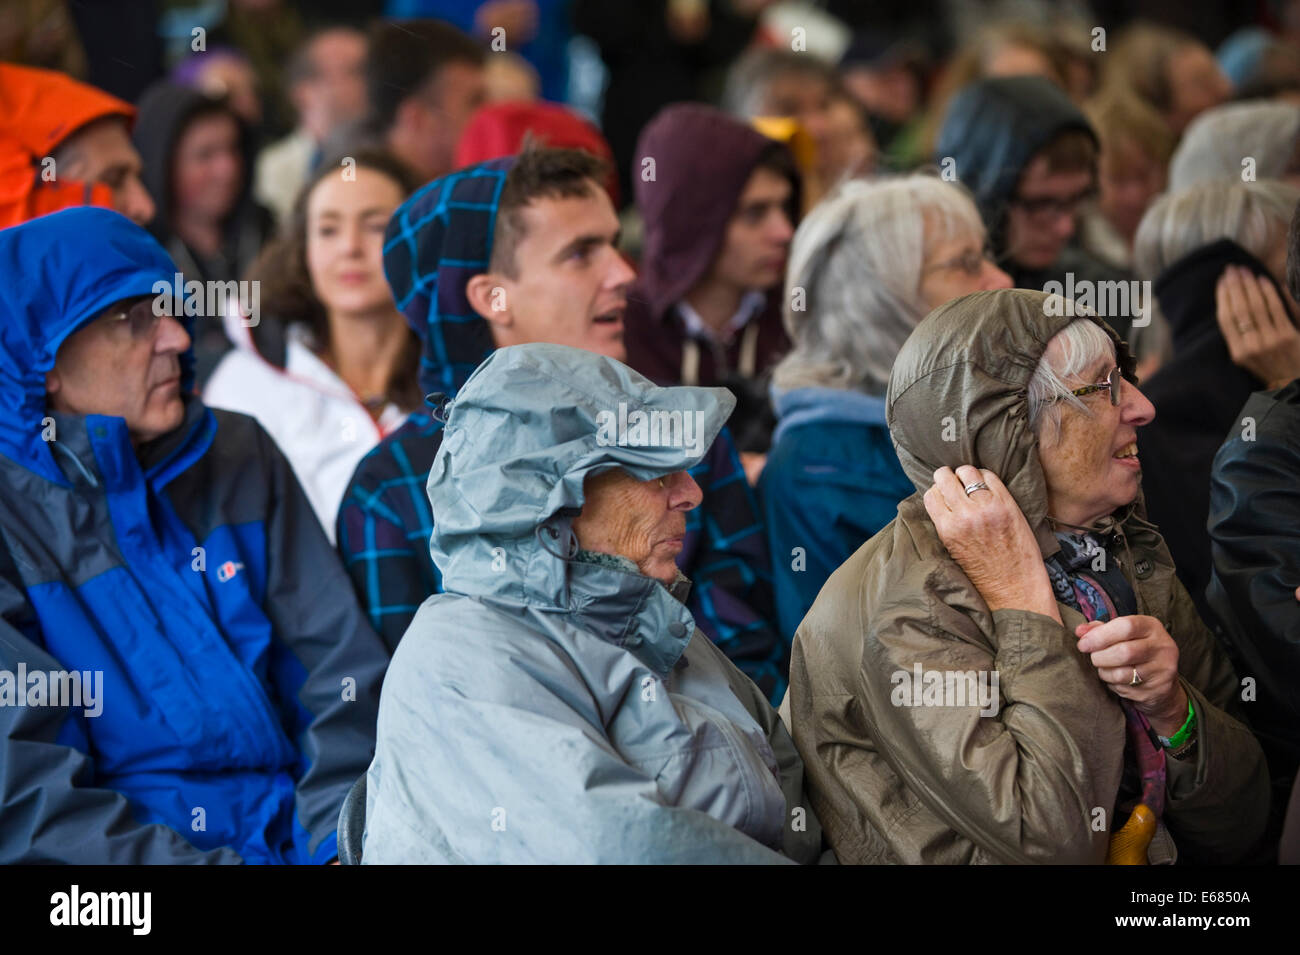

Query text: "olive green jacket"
[787, 289, 1270, 864]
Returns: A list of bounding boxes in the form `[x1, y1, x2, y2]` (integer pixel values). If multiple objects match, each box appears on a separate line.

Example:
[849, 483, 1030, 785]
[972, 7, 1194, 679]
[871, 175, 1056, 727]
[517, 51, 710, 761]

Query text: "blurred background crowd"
[4, 0, 1300, 865]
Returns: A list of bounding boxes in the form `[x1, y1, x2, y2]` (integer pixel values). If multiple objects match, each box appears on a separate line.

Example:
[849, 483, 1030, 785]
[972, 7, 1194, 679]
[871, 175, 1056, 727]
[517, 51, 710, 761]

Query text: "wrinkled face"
[1098, 139, 1165, 242]
[295, 30, 367, 142]
[53, 117, 155, 226]
[305, 167, 405, 316]
[1036, 341, 1156, 527]
[489, 184, 634, 360]
[1004, 155, 1094, 270]
[1165, 45, 1230, 134]
[172, 112, 243, 222]
[708, 166, 794, 292]
[45, 297, 192, 446]
[918, 224, 1013, 311]
[571, 469, 703, 586]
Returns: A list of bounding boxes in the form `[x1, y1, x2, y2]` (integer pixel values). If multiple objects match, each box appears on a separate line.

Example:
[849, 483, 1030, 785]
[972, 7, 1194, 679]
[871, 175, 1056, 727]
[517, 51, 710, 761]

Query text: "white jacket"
[204, 323, 408, 542]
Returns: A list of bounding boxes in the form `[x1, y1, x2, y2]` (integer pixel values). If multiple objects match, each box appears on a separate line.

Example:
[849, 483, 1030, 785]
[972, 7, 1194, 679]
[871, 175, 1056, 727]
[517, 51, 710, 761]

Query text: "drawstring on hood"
[427, 343, 734, 623]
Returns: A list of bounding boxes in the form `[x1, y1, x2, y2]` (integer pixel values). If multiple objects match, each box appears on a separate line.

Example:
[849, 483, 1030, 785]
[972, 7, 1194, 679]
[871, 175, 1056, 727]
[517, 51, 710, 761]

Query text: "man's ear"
[465, 272, 513, 328]
[45, 367, 62, 398]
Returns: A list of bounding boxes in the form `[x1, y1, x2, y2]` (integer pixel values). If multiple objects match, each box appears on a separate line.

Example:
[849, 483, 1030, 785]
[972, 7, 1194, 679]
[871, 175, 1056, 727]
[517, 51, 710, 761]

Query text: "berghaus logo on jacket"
[216, 560, 245, 582]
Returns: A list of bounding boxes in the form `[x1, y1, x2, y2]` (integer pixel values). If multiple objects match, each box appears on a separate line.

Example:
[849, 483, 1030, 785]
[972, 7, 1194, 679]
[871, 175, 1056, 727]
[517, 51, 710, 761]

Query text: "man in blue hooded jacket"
[0, 207, 388, 864]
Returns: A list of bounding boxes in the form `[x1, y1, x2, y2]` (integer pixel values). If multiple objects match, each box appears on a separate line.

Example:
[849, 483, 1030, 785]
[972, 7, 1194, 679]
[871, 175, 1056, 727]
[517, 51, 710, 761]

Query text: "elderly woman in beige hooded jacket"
[787, 288, 1269, 864]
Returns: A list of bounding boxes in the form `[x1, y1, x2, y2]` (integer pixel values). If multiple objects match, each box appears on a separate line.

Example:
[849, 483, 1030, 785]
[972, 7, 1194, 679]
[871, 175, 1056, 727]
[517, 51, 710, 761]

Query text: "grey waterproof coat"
[362, 344, 823, 863]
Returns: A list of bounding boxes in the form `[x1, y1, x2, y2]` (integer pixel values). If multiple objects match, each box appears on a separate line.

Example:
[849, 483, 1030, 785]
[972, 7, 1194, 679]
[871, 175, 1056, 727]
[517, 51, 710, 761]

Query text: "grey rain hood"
[363, 344, 824, 863]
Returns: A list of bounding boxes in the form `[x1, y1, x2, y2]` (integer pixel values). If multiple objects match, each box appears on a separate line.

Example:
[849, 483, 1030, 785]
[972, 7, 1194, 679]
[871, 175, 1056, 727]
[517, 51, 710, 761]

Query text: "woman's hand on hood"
[923, 465, 1062, 624]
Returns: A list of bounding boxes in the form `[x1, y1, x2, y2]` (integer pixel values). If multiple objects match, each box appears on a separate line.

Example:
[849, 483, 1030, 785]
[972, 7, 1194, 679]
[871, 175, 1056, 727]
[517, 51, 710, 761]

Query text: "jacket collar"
[771, 385, 888, 444]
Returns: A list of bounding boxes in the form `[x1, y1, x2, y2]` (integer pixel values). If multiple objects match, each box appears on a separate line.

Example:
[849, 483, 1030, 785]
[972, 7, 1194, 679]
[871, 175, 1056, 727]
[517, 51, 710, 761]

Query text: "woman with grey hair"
[1167, 100, 1300, 193]
[787, 288, 1268, 864]
[1133, 178, 1300, 623]
[760, 174, 1010, 638]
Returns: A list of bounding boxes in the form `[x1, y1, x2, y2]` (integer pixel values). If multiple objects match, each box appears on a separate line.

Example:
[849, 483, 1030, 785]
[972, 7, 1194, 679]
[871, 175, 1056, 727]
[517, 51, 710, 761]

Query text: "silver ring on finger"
[1130, 668, 1143, 686]
[963, 481, 990, 497]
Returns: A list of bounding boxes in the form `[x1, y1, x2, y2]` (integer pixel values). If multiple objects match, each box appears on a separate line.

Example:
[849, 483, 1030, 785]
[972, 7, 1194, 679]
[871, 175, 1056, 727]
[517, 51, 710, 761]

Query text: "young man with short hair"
[338, 146, 789, 701]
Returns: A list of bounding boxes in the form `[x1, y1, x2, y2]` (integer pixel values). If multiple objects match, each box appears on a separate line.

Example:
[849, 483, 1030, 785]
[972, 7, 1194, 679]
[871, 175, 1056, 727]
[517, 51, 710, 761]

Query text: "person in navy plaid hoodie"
[335, 147, 789, 702]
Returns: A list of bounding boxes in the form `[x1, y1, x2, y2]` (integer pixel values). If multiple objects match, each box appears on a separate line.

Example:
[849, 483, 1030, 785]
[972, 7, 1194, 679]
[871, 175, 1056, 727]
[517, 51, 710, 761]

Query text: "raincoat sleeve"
[700, 634, 827, 863]
[364, 609, 795, 864]
[255, 423, 389, 865]
[0, 565, 242, 864]
[794, 558, 1125, 864]
[1159, 574, 1271, 863]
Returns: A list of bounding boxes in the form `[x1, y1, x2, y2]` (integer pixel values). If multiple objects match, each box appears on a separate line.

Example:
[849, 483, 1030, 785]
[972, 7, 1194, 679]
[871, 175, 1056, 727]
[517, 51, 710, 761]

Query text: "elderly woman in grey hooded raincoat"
[787, 288, 1269, 865]
[362, 343, 824, 863]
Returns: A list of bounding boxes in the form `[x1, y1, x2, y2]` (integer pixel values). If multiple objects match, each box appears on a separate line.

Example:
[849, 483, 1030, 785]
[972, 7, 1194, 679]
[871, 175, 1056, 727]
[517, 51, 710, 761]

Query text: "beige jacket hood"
[788, 289, 1269, 864]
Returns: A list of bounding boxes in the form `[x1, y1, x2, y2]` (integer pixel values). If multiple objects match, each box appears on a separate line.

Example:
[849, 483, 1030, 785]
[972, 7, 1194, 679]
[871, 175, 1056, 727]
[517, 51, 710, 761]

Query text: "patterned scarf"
[1045, 531, 1166, 820]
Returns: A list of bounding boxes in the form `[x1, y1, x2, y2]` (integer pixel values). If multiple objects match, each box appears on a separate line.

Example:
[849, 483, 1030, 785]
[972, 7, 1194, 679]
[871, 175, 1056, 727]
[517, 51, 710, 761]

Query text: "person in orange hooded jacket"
[0, 63, 154, 228]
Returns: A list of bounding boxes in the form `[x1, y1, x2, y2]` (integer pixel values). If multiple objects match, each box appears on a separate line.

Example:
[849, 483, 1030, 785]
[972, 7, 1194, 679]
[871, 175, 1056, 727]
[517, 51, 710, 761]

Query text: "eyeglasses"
[106, 297, 168, 340]
[922, 244, 997, 278]
[1009, 186, 1098, 222]
[1061, 365, 1122, 406]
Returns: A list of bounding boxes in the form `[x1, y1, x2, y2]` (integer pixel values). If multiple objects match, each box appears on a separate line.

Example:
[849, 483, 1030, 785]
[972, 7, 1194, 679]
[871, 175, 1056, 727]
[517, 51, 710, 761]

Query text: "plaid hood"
[382, 157, 513, 398]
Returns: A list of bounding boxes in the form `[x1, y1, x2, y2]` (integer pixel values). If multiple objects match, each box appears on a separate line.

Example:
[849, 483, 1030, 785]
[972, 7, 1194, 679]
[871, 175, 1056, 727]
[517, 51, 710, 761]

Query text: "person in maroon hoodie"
[624, 103, 799, 457]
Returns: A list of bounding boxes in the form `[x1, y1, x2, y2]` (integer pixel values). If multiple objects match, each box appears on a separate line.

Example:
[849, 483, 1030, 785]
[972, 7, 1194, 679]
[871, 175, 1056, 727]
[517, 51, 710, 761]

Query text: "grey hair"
[1168, 101, 1300, 192]
[1133, 178, 1300, 279]
[722, 47, 835, 119]
[772, 173, 986, 395]
[1027, 317, 1117, 443]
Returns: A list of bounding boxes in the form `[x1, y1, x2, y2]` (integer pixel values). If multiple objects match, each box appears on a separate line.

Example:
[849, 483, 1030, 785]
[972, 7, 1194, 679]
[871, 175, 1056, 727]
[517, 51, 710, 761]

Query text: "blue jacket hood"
[935, 76, 1096, 245]
[428, 343, 735, 611]
[0, 207, 190, 484]
[383, 157, 513, 398]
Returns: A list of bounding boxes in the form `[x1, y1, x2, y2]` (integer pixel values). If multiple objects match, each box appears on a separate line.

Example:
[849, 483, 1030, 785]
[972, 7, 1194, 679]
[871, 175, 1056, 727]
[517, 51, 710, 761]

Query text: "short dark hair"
[490, 145, 610, 278]
[366, 19, 485, 133]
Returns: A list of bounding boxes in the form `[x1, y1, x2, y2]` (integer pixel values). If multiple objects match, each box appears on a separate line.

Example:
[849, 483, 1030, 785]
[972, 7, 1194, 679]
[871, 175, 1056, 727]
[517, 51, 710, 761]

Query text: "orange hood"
[0, 63, 135, 229]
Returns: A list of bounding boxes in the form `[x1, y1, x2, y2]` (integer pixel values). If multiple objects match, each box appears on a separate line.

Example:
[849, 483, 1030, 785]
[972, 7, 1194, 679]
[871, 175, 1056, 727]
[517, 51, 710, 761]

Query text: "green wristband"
[1159, 698, 1196, 749]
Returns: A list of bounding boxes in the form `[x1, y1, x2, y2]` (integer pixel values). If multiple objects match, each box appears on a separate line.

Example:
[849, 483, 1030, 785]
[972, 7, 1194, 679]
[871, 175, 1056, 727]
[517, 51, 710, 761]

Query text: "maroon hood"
[633, 103, 800, 317]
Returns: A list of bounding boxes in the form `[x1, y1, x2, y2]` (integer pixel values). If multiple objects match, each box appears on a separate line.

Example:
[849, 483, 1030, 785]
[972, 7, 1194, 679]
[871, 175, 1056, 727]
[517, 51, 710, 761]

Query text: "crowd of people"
[1, 0, 1298, 866]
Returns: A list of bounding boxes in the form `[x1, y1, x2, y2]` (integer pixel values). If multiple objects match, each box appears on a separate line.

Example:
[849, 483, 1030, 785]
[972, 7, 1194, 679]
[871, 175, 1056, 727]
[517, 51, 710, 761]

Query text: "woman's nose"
[667, 471, 702, 510]
[1123, 381, 1156, 426]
